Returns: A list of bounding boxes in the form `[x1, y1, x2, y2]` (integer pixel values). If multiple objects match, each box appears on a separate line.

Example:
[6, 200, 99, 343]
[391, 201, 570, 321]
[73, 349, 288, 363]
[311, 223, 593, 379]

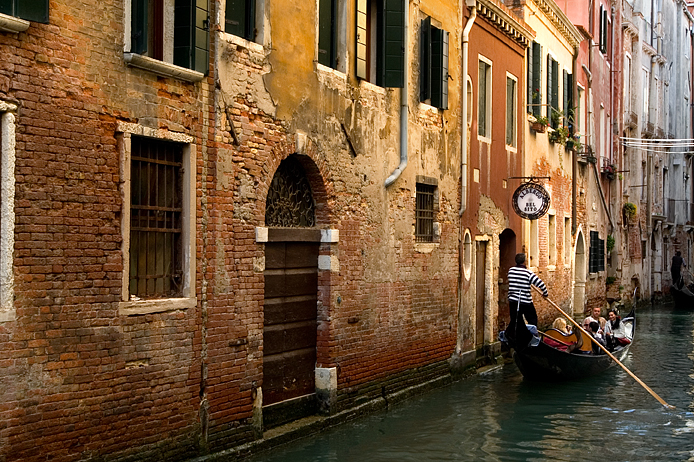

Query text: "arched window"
[265, 156, 316, 227]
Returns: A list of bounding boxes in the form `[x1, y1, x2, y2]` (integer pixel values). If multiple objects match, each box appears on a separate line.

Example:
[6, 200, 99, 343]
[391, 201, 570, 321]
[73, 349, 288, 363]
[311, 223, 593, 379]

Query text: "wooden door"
[475, 241, 487, 346]
[263, 241, 319, 406]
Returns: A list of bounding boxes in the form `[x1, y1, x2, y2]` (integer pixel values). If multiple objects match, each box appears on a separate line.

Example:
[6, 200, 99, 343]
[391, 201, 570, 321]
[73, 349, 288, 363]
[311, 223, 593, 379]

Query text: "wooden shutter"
[173, 0, 209, 74]
[478, 61, 487, 137]
[546, 55, 553, 122]
[420, 17, 431, 102]
[380, 0, 404, 88]
[356, 0, 368, 79]
[564, 71, 573, 131]
[431, 27, 448, 109]
[527, 43, 533, 114]
[551, 58, 559, 124]
[131, 0, 149, 54]
[531, 42, 542, 118]
[318, 0, 336, 67]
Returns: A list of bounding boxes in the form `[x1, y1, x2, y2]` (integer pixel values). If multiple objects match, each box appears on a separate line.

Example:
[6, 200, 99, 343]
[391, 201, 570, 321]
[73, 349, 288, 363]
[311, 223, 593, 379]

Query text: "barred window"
[129, 137, 183, 298]
[589, 230, 605, 273]
[415, 183, 435, 242]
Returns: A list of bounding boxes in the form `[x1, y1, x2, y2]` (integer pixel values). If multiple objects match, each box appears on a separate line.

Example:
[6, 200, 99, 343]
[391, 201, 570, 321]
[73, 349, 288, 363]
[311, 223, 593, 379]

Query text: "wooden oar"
[532, 286, 675, 410]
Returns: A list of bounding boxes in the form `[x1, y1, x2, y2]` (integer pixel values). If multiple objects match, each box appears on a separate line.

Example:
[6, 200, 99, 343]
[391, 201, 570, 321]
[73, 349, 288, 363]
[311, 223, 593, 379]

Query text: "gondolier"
[507, 253, 548, 346]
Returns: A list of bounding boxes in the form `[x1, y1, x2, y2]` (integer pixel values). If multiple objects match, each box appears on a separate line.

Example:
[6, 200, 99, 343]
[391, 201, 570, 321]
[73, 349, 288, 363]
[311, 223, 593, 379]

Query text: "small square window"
[415, 183, 435, 243]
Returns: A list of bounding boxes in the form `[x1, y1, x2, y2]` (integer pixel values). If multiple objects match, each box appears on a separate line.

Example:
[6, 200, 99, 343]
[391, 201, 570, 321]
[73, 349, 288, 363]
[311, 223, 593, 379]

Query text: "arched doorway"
[573, 230, 586, 316]
[497, 229, 516, 332]
[262, 154, 320, 428]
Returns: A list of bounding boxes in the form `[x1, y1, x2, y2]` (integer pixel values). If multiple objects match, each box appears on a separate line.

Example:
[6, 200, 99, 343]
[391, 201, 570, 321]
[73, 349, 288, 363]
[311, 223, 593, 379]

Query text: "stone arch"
[573, 226, 587, 316]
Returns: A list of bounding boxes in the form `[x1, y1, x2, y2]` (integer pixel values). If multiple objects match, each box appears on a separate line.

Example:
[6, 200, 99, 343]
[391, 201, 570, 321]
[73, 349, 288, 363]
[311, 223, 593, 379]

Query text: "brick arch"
[259, 132, 335, 228]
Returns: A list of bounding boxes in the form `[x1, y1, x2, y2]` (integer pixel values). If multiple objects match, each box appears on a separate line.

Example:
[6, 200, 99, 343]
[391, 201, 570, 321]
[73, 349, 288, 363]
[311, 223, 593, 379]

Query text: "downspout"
[385, 2, 409, 187]
[458, 3, 476, 216]
[609, 5, 615, 234]
[572, 46, 579, 234]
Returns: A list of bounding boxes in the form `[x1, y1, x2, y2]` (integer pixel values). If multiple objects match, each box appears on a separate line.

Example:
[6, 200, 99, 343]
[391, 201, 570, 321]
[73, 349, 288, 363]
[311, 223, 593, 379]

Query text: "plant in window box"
[583, 153, 597, 164]
[606, 234, 615, 253]
[623, 202, 637, 224]
[531, 115, 549, 133]
[565, 133, 581, 151]
[602, 164, 617, 180]
[548, 125, 569, 145]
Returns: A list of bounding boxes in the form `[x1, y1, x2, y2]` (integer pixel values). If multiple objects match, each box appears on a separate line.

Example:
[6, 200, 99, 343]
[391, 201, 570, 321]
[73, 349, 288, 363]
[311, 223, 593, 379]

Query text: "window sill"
[415, 242, 439, 253]
[119, 297, 197, 316]
[0, 13, 30, 33]
[359, 80, 387, 95]
[124, 53, 204, 83]
[221, 33, 266, 56]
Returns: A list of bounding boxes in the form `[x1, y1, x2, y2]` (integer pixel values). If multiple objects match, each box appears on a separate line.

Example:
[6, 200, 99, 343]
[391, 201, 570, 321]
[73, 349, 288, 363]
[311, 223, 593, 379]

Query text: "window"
[356, 0, 405, 87]
[599, 5, 607, 54]
[478, 58, 491, 138]
[506, 75, 517, 147]
[564, 217, 571, 264]
[415, 183, 435, 242]
[623, 55, 631, 114]
[548, 214, 556, 264]
[0, 0, 48, 23]
[126, 0, 209, 78]
[546, 55, 559, 126]
[420, 17, 449, 109]
[643, 67, 650, 120]
[0, 103, 16, 323]
[577, 86, 584, 135]
[529, 219, 538, 267]
[226, 0, 255, 41]
[118, 124, 196, 315]
[563, 70, 573, 131]
[527, 41, 542, 117]
[589, 230, 605, 273]
[318, 0, 336, 67]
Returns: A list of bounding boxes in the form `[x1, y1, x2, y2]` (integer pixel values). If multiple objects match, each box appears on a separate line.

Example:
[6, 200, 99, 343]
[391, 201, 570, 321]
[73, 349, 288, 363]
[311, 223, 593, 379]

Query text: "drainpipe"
[458, 2, 476, 216]
[385, 2, 409, 187]
[572, 46, 579, 234]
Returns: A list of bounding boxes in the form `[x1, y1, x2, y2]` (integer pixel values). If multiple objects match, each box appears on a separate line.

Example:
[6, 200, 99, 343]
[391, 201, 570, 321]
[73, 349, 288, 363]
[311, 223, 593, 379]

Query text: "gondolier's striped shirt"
[507, 266, 548, 304]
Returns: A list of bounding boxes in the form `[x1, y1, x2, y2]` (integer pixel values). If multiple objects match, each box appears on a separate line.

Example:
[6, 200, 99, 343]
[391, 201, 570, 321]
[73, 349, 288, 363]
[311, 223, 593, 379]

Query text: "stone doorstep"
[189, 371, 490, 462]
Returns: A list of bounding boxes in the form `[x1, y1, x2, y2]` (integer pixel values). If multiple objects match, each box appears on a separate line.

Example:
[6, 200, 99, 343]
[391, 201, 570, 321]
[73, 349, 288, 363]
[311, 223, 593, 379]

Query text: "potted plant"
[606, 234, 615, 253]
[602, 164, 617, 180]
[531, 115, 549, 133]
[548, 125, 569, 145]
[566, 133, 581, 151]
[623, 202, 637, 224]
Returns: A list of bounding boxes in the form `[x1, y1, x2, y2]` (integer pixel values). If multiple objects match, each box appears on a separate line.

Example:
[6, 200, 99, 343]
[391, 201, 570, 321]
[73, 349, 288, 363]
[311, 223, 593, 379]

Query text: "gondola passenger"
[605, 309, 631, 348]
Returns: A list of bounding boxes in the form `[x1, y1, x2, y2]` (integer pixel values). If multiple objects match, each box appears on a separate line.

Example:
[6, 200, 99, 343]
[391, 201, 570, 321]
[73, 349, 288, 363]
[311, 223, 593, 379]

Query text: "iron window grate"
[416, 183, 435, 242]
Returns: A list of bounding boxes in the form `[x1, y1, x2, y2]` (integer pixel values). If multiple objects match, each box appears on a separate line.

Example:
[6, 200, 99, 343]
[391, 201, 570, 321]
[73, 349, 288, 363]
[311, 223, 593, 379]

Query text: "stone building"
[0, 0, 504, 460]
[509, 0, 582, 325]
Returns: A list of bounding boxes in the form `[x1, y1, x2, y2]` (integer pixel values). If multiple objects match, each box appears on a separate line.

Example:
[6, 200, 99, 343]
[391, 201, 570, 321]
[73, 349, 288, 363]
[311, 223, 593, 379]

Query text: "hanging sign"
[512, 181, 551, 220]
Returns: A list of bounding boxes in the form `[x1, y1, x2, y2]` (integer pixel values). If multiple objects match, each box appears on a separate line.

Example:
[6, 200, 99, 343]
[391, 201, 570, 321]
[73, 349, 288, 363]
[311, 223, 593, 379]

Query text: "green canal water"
[248, 302, 694, 461]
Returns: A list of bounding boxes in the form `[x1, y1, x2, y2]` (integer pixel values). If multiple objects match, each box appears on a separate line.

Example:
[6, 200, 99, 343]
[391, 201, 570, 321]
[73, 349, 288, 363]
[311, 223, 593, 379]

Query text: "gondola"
[501, 309, 635, 381]
[670, 284, 694, 309]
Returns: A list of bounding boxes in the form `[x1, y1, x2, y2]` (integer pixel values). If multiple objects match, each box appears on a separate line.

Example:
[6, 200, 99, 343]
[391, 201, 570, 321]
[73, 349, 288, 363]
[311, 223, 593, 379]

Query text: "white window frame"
[478, 55, 492, 141]
[117, 122, 196, 316]
[123, 0, 205, 82]
[0, 102, 16, 322]
[564, 216, 571, 267]
[506, 72, 518, 150]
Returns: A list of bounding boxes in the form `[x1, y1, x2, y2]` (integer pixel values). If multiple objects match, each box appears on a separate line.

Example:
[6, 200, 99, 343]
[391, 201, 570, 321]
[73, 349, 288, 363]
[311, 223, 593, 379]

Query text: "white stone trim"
[0, 108, 16, 322]
[124, 53, 205, 83]
[255, 227, 268, 243]
[318, 255, 339, 272]
[320, 229, 339, 243]
[0, 12, 29, 33]
[117, 127, 197, 315]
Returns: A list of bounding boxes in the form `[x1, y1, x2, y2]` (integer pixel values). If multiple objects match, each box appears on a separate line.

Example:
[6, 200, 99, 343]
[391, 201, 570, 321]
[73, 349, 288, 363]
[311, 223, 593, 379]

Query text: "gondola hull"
[506, 313, 634, 381]
[671, 285, 694, 310]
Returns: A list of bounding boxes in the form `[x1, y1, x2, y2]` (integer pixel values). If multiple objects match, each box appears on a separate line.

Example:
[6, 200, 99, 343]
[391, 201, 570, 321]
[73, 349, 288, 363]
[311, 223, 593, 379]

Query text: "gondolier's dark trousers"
[508, 298, 538, 343]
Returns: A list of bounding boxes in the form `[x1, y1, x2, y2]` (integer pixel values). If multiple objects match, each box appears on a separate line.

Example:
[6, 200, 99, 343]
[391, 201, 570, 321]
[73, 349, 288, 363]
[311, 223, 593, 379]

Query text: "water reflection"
[247, 303, 694, 462]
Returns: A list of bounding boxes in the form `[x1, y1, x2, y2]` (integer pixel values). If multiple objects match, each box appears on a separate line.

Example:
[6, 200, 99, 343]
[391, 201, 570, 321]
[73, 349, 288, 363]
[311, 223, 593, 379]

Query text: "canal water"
[248, 302, 694, 461]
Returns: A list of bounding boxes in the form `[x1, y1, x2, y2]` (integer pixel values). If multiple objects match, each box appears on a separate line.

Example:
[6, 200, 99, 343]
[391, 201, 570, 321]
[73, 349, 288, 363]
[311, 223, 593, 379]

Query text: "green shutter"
[546, 55, 552, 122]
[527, 43, 533, 114]
[16, 0, 49, 23]
[0, 0, 11, 17]
[226, 0, 253, 40]
[173, 0, 209, 74]
[379, 0, 404, 88]
[131, 0, 148, 54]
[478, 61, 487, 137]
[431, 27, 448, 109]
[506, 77, 515, 146]
[551, 58, 559, 125]
[318, 0, 336, 67]
[420, 17, 431, 102]
[356, 0, 367, 79]
[531, 42, 542, 118]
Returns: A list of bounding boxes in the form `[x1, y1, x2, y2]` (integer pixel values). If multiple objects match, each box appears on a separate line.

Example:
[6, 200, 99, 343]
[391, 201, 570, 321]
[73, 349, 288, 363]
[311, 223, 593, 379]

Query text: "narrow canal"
[248, 301, 694, 461]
